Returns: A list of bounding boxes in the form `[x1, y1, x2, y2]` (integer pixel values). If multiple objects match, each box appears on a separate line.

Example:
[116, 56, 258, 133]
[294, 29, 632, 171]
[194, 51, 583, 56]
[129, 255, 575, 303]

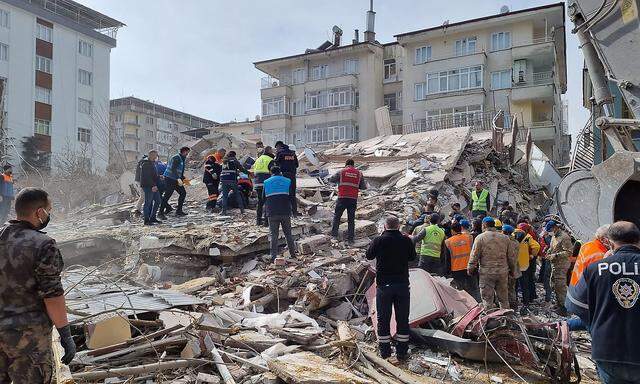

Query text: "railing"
[570, 117, 596, 171]
[513, 35, 554, 47]
[124, 133, 138, 139]
[512, 71, 554, 87]
[531, 120, 555, 127]
[402, 110, 497, 134]
[261, 70, 358, 89]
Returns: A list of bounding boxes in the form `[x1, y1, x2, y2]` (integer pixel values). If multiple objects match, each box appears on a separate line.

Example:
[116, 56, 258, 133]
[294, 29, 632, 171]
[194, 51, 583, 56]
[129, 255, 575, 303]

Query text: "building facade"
[0, 0, 124, 172]
[109, 96, 216, 167]
[254, 2, 570, 165]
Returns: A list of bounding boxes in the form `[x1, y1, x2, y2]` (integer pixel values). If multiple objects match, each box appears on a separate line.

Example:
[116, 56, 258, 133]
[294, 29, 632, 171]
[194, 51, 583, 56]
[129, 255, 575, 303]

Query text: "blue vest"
[264, 175, 292, 217]
[163, 154, 184, 180]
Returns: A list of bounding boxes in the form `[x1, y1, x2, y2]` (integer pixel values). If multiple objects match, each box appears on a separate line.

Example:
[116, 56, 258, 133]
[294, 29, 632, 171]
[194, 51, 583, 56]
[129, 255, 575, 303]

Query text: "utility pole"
[0, 79, 8, 165]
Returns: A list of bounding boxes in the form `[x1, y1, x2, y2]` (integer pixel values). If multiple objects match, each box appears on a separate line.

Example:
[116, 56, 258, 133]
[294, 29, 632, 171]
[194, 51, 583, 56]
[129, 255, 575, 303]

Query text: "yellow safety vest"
[253, 155, 272, 174]
[471, 189, 489, 212]
[420, 224, 445, 258]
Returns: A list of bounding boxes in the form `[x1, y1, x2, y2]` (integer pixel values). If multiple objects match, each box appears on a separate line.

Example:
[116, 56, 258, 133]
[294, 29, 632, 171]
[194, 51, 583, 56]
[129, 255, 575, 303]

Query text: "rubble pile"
[50, 127, 593, 383]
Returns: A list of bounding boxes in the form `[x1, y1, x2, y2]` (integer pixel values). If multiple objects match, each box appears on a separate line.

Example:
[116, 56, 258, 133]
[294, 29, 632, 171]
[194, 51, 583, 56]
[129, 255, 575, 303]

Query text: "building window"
[78, 69, 93, 86]
[78, 40, 93, 57]
[311, 65, 328, 80]
[262, 96, 288, 116]
[145, 129, 154, 139]
[383, 93, 399, 111]
[491, 69, 512, 90]
[414, 82, 426, 101]
[78, 98, 92, 114]
[77, 127, 91, 143]
[455, 37, 477, 56]
[415, 46, 431, 64]
[344, 58, 359, 74]
[491, 32, 511, 51]
[36, 23, 52, 42]
[36, 55, 51, 73]
[292, 68, 305, 84]
[305, 91, 326, 110]
[291, 99, 304, 116]
[145, 143, 154, 151]
[327, 87, 353, 108]
[426, 65, 483, 94]
[35, 86, 51, 104]
[426, 105, 483, 130]
[306, 123, 355, 144]
[0, 43, 7, 61]
[34, 119, 50, 135]
[145, 116, 154, 125]
[0, 10, 9, 28]
[384, 59, 396, 81]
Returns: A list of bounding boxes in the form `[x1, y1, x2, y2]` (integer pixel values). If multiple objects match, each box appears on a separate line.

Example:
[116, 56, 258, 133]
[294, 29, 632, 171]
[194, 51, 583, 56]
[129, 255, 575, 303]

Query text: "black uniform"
[275, 145, 299, 215]
[366, 229, 417, 358]
[203, 157, 222, 211]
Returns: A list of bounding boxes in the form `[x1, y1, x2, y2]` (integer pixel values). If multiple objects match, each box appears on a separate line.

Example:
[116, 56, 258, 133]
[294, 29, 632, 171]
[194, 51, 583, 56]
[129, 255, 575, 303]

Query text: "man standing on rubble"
[366, 216, 416, 360]
[467, 217, 517, 309]
[502, 224, 521, 310]
[412, 213, 446, 275]
[566, 221, 640, 382]
[329, 159, 367, 244]
[513, 224, 540, 314]
[252, 146, 275, 226]
[470, 181, 490, 218]
[0, 165, 15, 223]
[264, 166, 296, 261]
[544, 220, 572, 315]
[0, 188, 75, 383]
[444, 222, 480, 301]
[203, 153, 222, 212]
[159, 146, 190, 218]
[274, 141, 299, 216]
[220, 151, 247, 215]
[139, 150, 162, 226]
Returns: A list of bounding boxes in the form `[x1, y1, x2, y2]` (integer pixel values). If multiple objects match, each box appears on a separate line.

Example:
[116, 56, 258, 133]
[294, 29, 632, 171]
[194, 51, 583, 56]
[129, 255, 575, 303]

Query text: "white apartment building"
[0, 0, 124, 172]
[254, 2, 570, 165]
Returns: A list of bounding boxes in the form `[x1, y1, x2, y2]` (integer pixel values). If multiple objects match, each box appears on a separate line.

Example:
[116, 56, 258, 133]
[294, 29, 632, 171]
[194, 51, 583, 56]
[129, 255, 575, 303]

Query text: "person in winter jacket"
[203, 154, 222, 212]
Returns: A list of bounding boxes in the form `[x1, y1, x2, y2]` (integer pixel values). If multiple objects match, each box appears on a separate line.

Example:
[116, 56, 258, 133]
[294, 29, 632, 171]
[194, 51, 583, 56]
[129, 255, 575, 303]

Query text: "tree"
[20, 136, 50, 174]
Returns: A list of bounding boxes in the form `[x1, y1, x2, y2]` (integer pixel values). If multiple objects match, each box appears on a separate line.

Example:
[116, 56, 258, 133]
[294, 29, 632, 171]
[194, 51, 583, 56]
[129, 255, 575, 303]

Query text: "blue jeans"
[567, 316, 588, 332]
[542, 259, 553, 301]
[142, 187, 161, 221]
[596, 361, 640, 384]
[221, 182, 244, 214]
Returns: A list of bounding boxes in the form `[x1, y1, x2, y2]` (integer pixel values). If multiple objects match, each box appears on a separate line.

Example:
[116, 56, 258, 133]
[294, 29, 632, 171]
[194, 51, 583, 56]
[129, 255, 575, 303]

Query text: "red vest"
[338, 167, 362, 199]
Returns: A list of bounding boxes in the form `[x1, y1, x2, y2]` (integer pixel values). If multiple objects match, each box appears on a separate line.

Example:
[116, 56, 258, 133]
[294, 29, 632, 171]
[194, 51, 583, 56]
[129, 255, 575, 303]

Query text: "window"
[415, 46, 431, 64]
[35, 86, 51, 104]
[36, 23, 52, 42]
[491, 32, 511, 51]
[262, 96, 288, 116]
[426, 65, 483, 94]
[455, 37, 476, 56]
[311, 65, 327, 80]
[34, 119, 50, 135]
[292, 68, 305, 84]
[78, 69, 93, 86]
[145, 116, 154, 125]
[0, 10, 9, 28]
[414, 82, 426, 100]
[425, 105, 483, 130]
[36, 55, 51, 73]
[0, 43, 7, 61]
[344, 58, 359, 74]
[145, 129, 154, 139]
[305, 91, 326, 110]
[383, 93, 399, 111]
[77, 127, 91, 143]
[78, 98, 92, 114]
[78, 40, 93, 57]
[145, 143, 154, 151]
[291, 99, 304, 116]
[384, 59, 396, 81]
[327, 87, 353, 107]
[306, 122, 355, 144]
[491, 69, 512, 90]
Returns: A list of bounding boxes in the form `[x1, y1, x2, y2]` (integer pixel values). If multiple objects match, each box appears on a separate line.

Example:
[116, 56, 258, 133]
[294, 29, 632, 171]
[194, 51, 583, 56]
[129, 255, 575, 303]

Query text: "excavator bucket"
[555, 151, 640, 241]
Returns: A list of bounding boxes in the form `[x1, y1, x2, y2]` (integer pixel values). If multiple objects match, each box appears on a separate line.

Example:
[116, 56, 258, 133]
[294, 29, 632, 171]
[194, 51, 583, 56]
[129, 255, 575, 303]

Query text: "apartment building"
[109, 96, 216, 167]
[254, 2, 569, 165]
[0, 0, 124, 172]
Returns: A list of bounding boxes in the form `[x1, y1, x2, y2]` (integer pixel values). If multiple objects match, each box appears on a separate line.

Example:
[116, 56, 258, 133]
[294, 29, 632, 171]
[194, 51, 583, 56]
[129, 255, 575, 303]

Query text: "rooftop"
[110, 96, 217, 129]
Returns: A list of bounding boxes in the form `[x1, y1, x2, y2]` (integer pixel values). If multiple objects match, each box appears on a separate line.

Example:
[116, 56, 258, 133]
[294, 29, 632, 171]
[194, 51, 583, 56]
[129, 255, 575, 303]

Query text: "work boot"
[150, 218, 162, 224]
[256, 218, 262, 226]
[143, 220, 155, 226]
[175, 211, 188, 217]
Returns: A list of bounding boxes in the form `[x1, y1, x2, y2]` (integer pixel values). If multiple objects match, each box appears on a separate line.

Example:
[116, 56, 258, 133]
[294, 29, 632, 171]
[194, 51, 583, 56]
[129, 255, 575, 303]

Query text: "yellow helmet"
[494, 219, 503, 229]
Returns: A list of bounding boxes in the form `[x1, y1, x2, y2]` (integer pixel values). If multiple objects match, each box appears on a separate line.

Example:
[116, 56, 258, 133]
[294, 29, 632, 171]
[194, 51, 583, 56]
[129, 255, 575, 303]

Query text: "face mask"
[38, 209, 51, 230]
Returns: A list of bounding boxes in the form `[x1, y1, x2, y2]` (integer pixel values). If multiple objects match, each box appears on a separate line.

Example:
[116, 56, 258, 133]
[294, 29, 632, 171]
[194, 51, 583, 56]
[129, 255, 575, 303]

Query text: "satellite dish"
[304, 147, 320, 166]
[500, 5, 510, 13]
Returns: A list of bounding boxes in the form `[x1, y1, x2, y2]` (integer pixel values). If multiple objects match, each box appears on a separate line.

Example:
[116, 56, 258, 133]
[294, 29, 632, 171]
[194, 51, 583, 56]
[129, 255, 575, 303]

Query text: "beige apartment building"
[254, 2, 569, 165]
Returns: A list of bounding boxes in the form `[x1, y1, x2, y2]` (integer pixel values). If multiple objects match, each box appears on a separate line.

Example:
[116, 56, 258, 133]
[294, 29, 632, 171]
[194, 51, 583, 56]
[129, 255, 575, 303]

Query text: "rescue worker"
[0, 165, 15, 223]
[274, 141, 299, 216]
[256, 141, 265, 157]
[544, 220, 572, 315]
[329, 159, 367, 243]
[159, 146, 190, 218]
[502, 224, 521, 311]
[518, 222, 539, 301]
[133, 155, 148, 216]
[412, 213, 446, 275]
[445, 222, 480, 301]
[220, 151, 247, 215]
[499, 201, 518, 225]
[448, 202, 462, 220]
[467, 217, 517, 309]
[0, 188, 76, 383]
[494, 218, 503, 231]
[513, 225, 540, 314]
[366, 216, 416, 360]
[460, 219, 472, 235]
[139, 150, 162, 226]
[567, 237, 582, 285]
[470, 181, 490, 218]
[213, 148, 226, 164]
[155, 159, 168, 213]
[566, 221, 640, 383]
[251, 146, 275, 226]
[406, 203, 436, 233]
[263, 166, 296, 261]
[203, 153, 222, 212]
[570, 225, 611, 287]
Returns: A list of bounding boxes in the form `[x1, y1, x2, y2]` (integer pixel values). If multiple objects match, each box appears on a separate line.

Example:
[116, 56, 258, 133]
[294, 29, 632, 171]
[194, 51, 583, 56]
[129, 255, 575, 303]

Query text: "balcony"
[529, 120, 556, 141]
[512, 36, 555, 60]
[511, 71, 555, 101]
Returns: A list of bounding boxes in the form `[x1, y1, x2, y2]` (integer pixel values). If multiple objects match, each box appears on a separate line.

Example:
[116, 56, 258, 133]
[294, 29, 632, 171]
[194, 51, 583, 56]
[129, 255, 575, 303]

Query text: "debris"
[84, 313, 132, 349]
[267, 352, 372, 384]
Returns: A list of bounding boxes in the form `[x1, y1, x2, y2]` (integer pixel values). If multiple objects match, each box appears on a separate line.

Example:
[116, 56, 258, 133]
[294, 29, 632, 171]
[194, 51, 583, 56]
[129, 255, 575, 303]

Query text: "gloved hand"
[57, 325, 76, 365]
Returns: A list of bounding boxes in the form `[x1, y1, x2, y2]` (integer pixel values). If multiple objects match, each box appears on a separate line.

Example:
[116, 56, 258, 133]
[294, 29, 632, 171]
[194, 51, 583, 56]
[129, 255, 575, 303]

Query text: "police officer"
[545, 220, 572, 315]
[366, 216, 416, 360]
[0, 188, 75, 383]
[470, 180, 490, 218]
[329, 159, 367, 243]
[264, 166, 296, 261]
[274, 141, 299, 216]
[412, 213, 446, 275]
[251, 146, 275, 226]
[445, 222, 480, 301]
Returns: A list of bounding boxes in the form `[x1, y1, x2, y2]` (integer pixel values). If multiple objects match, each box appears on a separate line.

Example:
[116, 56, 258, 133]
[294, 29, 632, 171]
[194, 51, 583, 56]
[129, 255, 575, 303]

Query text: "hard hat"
[494, 219, 503, 229]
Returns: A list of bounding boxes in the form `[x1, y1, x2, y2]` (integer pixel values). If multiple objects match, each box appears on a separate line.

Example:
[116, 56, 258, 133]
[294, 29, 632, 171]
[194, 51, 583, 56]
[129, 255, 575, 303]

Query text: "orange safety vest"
[569, 239, 608, 287]
[2, 174, 11, 183]
[445, 233, 473, 272]
[337, 166, 362, 199]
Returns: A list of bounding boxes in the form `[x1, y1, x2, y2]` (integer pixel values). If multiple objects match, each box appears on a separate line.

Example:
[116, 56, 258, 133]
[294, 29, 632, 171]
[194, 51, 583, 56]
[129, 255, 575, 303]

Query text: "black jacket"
[220, 156, 247, 183]
[139, 159, 159, 188]
[366, 230, 417, 285]
[275, 145, 299, 175]
[203, 158, 222, 185]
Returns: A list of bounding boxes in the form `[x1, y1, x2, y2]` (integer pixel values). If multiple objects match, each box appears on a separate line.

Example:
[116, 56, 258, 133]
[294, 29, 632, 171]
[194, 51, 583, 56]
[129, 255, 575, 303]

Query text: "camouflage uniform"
[507, 238, 521, 310]
[468, 229, 517, 309]
[0, 220, 64, 384]
[546, 230, 572, 312]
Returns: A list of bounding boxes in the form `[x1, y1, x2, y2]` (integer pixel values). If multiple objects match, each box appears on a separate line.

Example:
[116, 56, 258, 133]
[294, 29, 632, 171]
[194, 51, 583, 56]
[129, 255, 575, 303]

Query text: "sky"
[80, 0, 588, 134]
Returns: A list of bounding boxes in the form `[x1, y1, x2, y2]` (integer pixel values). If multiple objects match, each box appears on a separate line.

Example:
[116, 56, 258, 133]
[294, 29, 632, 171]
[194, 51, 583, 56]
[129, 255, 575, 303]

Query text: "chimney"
[332, 25, 343, 47]
[364, 0, 376, 42]
[353, 29, 359, 44]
